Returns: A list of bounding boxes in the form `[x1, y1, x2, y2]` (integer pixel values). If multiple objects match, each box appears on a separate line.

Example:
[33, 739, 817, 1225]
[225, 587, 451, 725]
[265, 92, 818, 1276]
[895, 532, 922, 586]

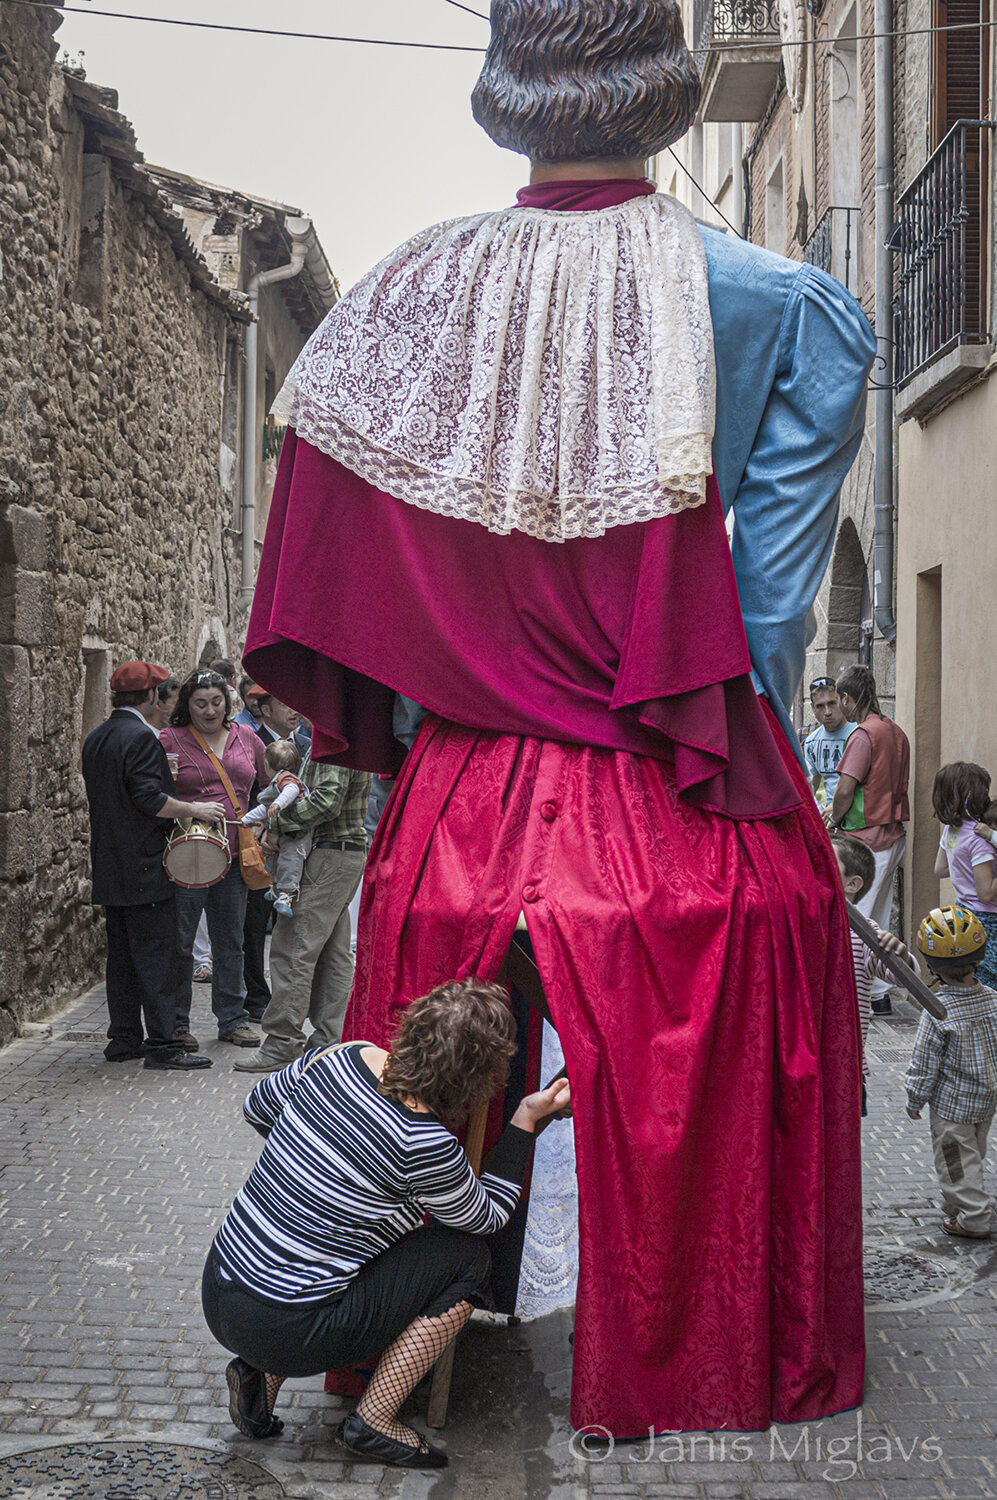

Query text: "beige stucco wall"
[896, 376, 997, 937]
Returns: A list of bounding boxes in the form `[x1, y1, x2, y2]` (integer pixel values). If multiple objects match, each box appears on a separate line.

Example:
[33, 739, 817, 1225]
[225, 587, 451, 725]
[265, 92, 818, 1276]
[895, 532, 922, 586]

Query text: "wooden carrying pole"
[426, 1070, 490, 1428]
[427, 940, 555, 1429]
[845, 904, 947, 1020]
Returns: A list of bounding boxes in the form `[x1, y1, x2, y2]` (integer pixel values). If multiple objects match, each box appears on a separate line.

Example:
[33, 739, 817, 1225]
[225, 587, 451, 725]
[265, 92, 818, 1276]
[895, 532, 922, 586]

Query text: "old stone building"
[0, 0, 336, 1040]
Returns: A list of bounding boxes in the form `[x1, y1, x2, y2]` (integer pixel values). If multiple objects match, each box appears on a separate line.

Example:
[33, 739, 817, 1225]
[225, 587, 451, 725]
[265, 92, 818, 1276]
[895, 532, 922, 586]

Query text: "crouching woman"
[202, 978, 570, 1470]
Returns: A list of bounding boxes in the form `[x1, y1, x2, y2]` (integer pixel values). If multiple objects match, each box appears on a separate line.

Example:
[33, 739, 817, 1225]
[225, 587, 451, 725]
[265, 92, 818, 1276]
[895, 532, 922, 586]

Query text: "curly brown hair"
[379, 979, 517, 1126]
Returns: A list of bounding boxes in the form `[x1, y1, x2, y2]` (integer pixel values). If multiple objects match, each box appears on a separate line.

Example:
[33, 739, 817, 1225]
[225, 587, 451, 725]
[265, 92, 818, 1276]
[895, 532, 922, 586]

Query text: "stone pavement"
[1, 982, 996, 1500]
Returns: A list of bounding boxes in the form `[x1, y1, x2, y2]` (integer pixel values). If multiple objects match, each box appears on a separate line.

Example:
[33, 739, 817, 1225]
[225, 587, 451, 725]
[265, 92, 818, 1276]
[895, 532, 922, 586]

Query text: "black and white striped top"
[213, 1043, 532, 1303]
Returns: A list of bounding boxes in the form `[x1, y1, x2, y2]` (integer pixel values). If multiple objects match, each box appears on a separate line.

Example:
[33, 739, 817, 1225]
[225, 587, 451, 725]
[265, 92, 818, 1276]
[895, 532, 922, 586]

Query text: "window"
[930, 0, 990, 335]
[930, 0, 989, 149]
[75, 156, 111, 317]
[81, 645, 110, 742]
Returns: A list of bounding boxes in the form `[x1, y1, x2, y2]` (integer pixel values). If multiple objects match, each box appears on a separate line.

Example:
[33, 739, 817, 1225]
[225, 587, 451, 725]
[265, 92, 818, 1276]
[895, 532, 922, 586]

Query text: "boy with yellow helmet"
[905, 905, 997, 1238]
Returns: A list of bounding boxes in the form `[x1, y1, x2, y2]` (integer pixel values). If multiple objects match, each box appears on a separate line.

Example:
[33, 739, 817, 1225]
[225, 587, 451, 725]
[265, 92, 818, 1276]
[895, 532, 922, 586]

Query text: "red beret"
[110, 660, 170, 692]
[245, 685, 270, 700]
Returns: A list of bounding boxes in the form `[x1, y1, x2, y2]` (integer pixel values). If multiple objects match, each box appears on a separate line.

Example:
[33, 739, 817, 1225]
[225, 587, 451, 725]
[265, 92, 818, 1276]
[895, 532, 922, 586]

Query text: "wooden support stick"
[426, 1091, 490, 1429]
[846, 905, 947, 1020]
[427, 937, 560, 1429]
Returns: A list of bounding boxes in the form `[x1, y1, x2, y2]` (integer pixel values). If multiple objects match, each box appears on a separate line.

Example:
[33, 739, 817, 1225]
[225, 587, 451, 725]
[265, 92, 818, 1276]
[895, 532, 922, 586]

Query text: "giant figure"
[246, 0, 876, 1437]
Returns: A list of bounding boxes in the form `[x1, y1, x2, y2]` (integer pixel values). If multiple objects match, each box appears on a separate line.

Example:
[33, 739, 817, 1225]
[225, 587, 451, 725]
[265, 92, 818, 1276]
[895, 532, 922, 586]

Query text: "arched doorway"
[827, 518, 872, 675]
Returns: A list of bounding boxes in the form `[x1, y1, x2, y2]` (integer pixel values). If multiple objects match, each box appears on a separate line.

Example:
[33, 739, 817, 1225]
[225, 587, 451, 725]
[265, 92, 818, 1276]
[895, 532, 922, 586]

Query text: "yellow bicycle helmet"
[917, 905, 987, 958]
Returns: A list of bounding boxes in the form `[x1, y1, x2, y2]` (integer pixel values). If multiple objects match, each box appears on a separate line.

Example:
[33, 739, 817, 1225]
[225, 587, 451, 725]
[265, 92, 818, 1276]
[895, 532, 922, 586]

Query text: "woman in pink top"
[933, 762, 997, 990]
[161, 671, 269, 1048]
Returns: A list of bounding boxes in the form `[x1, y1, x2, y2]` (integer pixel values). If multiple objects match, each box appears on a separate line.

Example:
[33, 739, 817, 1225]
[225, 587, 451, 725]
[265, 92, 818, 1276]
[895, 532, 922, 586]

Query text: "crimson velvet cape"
[246, 180, 865, 1437]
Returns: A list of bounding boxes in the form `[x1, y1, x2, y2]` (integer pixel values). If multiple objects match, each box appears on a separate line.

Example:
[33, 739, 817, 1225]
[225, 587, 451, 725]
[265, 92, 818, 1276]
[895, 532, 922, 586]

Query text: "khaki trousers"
[929, 1109, 994, 1234]
[257, 846, 366, 1065]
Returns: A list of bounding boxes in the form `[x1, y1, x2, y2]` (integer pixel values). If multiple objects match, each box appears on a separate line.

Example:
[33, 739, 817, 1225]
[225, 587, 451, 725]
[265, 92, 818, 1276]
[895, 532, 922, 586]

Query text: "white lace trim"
[274, 194, 716, 544]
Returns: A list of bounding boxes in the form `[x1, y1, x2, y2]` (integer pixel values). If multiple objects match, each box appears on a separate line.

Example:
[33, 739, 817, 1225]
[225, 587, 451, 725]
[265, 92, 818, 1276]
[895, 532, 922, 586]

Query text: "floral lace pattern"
[273, 195, 716, 544]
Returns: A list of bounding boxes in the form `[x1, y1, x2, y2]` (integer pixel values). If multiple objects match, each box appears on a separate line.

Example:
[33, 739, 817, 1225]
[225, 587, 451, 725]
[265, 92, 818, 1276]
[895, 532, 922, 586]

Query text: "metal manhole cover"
[864, 1244, 973, 1310]
[867, 1047, 913, 1063]
[55, 1032, 104, 1043]
[0, 1442, 285, 1499]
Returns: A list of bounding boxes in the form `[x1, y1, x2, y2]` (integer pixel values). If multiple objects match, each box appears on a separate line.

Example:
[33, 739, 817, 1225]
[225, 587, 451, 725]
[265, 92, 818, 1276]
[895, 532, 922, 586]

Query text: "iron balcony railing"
[693, 0, 780, 56]
[803, 206, 860, 292]
[892, 119, 996, 386]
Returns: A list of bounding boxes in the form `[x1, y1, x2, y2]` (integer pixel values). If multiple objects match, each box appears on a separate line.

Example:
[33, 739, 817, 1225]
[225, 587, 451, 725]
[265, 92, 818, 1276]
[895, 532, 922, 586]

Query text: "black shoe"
[870, 996, 893, 1015]
[143, 1047, 213, 1071]
[336, 1411, 448, 1469]
[225, 1357, 284, 1439]
[172, 1029, 200, 1052]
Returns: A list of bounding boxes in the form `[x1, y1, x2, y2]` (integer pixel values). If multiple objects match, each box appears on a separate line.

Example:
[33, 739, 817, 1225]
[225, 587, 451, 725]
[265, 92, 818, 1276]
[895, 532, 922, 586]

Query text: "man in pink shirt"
[826, 665, 910, 1013]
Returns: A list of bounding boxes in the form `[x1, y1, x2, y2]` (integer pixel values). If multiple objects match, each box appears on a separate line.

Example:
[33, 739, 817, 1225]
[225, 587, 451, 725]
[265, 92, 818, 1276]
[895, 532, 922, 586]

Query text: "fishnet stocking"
[356, 1301, 472, 1447]
[264, 1373, 285, 1419]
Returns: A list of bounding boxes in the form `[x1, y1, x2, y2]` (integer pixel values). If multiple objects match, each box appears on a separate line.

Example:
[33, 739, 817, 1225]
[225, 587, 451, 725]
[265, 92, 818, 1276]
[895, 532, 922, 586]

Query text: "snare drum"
[164, 819, 231, 889]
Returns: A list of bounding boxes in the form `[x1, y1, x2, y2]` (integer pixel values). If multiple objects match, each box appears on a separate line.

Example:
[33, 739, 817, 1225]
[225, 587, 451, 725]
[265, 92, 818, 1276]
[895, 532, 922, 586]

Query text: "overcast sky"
[55, 0, 527, 289]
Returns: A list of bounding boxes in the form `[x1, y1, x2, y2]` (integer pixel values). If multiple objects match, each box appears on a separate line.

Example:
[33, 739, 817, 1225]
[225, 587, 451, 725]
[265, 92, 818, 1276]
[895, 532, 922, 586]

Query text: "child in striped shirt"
[832, 834, 914, 1115]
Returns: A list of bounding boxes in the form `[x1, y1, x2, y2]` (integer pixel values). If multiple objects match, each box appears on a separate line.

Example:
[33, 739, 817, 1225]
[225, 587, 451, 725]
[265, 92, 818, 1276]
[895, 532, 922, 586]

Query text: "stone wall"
[0, 2, 251, 1039]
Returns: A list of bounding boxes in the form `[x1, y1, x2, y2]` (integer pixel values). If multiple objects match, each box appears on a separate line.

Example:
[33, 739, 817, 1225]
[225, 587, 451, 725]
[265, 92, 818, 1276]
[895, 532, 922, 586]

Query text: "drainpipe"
[241, 218, 311, 602]
[873, 0, 897, 641]
[731, 122, 744, 237]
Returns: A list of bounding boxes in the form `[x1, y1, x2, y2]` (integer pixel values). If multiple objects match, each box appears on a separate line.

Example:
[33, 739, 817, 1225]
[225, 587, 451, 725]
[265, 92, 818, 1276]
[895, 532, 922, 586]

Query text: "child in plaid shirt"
[905, 905, 997, 1238]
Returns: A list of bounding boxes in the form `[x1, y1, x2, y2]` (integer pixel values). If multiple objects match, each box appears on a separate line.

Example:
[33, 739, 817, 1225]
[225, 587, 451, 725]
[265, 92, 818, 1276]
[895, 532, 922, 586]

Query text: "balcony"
[693, 0, 782, 122]
[893, 120, 995, 397]
[803, 206, 861, 293]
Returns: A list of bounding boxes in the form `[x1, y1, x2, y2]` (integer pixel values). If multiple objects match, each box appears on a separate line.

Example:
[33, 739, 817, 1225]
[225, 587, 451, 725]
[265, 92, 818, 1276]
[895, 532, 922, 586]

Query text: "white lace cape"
[273, 194, 717, 545]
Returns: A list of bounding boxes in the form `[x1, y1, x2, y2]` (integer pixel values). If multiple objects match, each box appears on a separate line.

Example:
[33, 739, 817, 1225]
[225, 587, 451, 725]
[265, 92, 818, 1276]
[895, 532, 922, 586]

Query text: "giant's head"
[471, 0, 701, 165]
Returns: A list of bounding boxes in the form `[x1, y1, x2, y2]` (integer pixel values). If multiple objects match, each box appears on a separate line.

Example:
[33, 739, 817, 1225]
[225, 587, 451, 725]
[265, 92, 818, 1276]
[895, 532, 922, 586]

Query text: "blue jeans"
[175, 864, 251, 1037]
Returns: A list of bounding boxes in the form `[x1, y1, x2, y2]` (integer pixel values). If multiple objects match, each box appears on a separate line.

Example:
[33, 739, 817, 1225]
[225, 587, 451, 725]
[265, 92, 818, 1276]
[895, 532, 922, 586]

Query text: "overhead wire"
[5, 0, 489, 50]
[441, 0, 490, 19]
[8, 0, 997, 55]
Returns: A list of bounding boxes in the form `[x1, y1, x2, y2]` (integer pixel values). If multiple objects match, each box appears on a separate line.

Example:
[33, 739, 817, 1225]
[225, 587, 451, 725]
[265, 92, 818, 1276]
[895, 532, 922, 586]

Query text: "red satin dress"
[246, 180, 865, 1437]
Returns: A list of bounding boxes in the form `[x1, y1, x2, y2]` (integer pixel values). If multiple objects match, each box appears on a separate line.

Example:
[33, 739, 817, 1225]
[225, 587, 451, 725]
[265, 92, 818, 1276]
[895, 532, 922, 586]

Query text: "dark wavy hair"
[932, 762, 992, 827]
[170, 670, 233, 729]
[471, 0, 700, 164]
[835, 664, 882, 720]
[380, 979, 517, 1126]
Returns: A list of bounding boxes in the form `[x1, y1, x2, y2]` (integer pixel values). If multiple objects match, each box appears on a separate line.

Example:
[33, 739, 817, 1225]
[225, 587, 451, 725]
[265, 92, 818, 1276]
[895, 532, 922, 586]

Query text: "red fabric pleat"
[344, 703, 864, 1436]
[245, 435, 800, 820]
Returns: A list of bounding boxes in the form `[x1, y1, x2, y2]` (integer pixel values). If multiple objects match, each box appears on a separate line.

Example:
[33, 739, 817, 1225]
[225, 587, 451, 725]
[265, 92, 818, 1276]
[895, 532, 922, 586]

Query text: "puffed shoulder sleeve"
[729, 265, 876, 741]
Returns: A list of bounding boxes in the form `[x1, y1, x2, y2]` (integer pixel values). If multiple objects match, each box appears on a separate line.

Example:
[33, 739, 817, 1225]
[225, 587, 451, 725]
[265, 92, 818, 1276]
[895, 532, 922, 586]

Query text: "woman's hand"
[510, 1077, 572, 1134]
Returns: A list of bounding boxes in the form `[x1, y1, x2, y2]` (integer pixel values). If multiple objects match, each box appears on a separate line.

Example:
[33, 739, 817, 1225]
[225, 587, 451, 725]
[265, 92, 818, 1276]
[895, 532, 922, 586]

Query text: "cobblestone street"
[2, 983, 996, 1500]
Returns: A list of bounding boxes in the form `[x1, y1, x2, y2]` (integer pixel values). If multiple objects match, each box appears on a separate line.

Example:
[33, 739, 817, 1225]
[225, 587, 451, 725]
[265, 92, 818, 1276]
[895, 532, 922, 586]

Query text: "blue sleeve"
[728, 265, 876, 749]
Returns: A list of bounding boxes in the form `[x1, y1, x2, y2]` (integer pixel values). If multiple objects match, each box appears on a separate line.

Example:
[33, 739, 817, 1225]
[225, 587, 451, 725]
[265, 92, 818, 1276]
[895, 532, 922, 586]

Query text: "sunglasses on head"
[810, 678, 836, 693]
[192, 671, 226, 687]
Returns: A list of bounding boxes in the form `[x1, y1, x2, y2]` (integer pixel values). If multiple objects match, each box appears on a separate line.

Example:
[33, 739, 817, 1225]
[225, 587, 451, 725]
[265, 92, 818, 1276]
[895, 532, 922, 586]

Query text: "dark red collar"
[516, 178, 657, 212]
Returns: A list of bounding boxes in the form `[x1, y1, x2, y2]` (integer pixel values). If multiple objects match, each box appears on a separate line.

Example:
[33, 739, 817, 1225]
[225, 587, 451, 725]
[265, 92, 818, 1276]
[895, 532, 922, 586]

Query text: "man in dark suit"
[82, 660, 221, 1071]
